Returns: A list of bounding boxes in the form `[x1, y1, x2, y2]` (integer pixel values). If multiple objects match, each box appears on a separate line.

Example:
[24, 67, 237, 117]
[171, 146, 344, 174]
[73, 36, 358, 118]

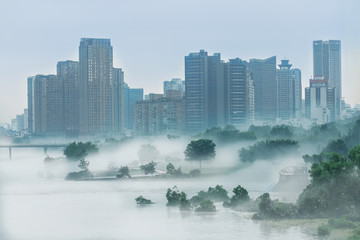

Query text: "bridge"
[0, 144, 67, 159]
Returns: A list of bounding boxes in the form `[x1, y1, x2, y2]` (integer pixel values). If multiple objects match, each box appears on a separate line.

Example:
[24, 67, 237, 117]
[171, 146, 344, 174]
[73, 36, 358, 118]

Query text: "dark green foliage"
[65, 170, 92, 181]
[140, 161, 157, 175]
[229, 185, 250, 207]
[184, 139, 216, 167]
[348, 227, 360, 240]
[78, 159, 89, 170]
[257, 193, 298, 219]
[116, 166, 131, 179]
[194, 200, 216, 212]
[323, 139, 349, 155]
[166, 163, 182, 176]
[344, 119, 360, 148]
[270, 125, 293, 139]
[248, 125, 272, 138]
[328, 218, 356, 229]
[317, 224, 330, 236]
[179, 194, 192, 211]
[308, 123, 342, 142]
[348, 145, 360, 169]
[298, 146, 360, 217]
[166, 186, 187, 206]
[63, 142, 98, 161]
[203, 126, 256, 143]
[190, 195, 204, 206]
[191, 185, 229, 202]
[239, 139, 298, 163]
[135, 196, 153, 204]
[189, 169, 201, 177]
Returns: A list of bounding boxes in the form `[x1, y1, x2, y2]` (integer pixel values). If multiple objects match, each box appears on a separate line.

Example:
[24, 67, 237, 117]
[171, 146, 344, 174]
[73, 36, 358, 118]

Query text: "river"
[0, 147, 318, 240]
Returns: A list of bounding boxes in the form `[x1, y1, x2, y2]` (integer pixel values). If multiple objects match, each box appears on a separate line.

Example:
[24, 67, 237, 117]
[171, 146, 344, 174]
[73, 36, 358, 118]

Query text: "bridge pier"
[9, 147, 12, 160]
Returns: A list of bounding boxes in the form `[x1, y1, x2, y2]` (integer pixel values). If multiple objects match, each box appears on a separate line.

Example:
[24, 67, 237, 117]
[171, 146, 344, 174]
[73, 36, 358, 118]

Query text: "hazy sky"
[0, 0, 359, 123]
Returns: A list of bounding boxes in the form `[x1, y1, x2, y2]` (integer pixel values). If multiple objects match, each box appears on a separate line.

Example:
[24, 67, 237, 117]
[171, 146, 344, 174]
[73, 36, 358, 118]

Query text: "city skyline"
[0, 0, 359, 123]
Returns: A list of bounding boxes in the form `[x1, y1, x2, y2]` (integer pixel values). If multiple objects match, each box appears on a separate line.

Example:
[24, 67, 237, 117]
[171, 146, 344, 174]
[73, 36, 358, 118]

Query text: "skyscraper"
[313, 40, 341, 119]
[248, 56, 277, 122]
[113, 68, 125, 133]
[185, 50, 208, 132]
[225, 58, 254, 125]
[79, 38, 114, 135]
[276, 60, 295, 120]
[57, 60, 80, 137]
[27, 75, 63, 136]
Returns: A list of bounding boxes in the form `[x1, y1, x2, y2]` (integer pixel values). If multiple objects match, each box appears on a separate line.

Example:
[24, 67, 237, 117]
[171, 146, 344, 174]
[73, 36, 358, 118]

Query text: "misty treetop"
[239, 139, 298, 163]
[184, 139, 216, 167]
[116, 166, 131, 179]
[63, 141, 98, 161]
[201, 125, 256, 143]
[140, 161, 157, 175]
[137, 144, 160, 163]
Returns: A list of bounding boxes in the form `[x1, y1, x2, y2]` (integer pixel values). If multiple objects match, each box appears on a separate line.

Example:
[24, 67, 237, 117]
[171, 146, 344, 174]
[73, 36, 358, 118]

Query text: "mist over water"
[0, 137, 314, 240]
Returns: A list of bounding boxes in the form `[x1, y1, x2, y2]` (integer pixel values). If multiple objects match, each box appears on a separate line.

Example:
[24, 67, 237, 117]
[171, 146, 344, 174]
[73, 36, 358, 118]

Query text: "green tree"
[166, 186, 187, 206]
[135, 196, 153, 204]
[78, 159, 89, 170]
[194, 200, 216, 212]
[140, 161, 157, 175]
[166, 163, 182, 176]
[184, 139, 216, 168]
[270, 125, 293, 139]
[322, 139, 348, 155]
[229, 185, 250, 207]
[116, 166, 131, 179]
[63, 142, 98, 161]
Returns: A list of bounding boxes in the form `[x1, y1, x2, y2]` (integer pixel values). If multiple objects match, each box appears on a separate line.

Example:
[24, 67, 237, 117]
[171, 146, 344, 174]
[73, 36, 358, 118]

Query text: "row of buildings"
[15, 38, 342, 137]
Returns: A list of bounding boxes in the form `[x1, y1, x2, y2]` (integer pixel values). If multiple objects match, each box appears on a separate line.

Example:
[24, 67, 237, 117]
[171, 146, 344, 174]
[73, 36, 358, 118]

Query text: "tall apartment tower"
[276, 60, 296, 120]
[313, 40, 341, 119]
[27, 75, 64, 136]
[185, 50, 209, 132]
[185, 50, 227, 132]
[113, 68, 125, 133]
[292, 68, 302, 118]
[79, 38, 114, 135]
[248, 56, 277, 122]
[225, 58, 254, 125]
[57, 60, 80, 137]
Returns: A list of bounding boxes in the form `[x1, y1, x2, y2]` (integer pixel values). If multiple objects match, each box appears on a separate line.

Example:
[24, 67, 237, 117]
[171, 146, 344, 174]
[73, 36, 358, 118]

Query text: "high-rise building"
[163, 78, 184, 98]
[305, 76, 336, 123]
[276, 60, 295, 120]
[185, 50, 208, 132]
[57, 60, 80, 137]
[113, 68, 125, 133]
[79, 38, 114, 135]
[27, 75, 63, 136]
[124, 83, 143, 130]
[225, 58, 254, 125]
[248, 56, 277, 122]
[292, 68, 302, 118]
[313, 40, 341, 119]
[185, 50, 228, 132]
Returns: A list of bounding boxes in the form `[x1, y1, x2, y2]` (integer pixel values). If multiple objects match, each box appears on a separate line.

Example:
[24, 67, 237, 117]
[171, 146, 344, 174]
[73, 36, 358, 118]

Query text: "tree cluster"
[239, 139, 298, 163]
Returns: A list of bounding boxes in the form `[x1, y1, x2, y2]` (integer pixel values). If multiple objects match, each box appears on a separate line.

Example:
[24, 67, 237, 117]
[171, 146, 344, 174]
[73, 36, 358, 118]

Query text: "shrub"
[317, 224, 330, 236]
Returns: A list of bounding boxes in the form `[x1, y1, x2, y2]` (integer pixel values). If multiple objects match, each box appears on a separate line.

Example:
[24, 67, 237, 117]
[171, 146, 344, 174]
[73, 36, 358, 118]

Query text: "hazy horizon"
[0, 0, 359, 123]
